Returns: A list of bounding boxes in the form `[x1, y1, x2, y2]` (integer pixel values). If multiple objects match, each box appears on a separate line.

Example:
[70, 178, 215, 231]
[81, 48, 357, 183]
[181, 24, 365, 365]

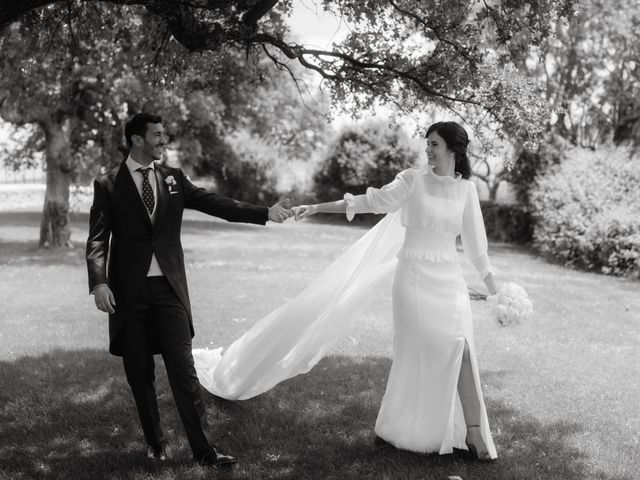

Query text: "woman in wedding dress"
[193, 121, 498, 460]
[293, 121, 498, 460]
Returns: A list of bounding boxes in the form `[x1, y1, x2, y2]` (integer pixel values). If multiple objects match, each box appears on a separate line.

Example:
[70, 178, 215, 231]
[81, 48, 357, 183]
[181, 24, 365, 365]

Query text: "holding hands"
[268, 200, 294, 223]
[268, 200, 323, 222]
[292, 204, 318, 221]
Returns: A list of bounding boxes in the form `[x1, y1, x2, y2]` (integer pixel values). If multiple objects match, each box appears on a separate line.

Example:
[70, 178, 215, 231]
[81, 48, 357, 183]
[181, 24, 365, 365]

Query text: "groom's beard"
[151, 147, 164, 160]
[144, 143, 165, 161]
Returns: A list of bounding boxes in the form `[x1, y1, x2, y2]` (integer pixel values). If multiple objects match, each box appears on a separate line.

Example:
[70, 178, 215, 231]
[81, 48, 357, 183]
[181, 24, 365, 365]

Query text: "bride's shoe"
[465, 425, 494, 461]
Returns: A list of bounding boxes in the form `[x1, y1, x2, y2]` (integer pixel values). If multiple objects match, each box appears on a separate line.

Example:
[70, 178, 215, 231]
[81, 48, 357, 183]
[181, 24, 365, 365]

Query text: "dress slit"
[440, 337, 465, 454]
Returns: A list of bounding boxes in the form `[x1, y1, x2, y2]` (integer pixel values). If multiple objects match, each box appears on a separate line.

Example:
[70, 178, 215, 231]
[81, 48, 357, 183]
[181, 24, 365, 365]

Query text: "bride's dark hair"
[425, 122, 472, 179]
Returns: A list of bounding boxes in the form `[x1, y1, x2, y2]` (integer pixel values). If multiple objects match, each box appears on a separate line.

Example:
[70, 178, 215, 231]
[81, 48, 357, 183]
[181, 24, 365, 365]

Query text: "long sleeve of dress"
[460, 182, 493, 279]
[344, 169, 415, 221]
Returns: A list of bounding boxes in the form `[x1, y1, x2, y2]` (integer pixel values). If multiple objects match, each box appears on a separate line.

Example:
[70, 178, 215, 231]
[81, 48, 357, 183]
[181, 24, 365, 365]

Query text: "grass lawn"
[0, 207, 638, 480]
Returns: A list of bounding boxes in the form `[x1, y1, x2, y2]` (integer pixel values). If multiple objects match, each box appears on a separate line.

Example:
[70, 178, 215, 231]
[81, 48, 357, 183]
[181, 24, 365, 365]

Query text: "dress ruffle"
[397, 248, 459, 263]
[344, 192, 357, 221]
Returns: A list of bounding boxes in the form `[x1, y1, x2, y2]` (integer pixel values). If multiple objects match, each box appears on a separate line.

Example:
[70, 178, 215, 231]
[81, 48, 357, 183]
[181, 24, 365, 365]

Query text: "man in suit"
[86, 113, 291, 468]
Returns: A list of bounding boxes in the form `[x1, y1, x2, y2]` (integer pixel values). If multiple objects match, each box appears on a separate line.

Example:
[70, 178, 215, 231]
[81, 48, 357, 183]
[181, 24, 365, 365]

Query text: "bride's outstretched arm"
[294, 168, 417, 222]
[293, 200, 346, 220]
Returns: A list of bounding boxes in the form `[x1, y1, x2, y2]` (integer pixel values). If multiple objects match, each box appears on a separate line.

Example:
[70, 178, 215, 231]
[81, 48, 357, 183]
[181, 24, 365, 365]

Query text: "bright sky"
[286, 0, 348, 48]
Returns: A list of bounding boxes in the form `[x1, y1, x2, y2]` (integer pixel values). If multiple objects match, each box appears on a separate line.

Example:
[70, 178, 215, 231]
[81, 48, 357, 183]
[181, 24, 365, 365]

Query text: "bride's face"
[426, 132, 453, 170]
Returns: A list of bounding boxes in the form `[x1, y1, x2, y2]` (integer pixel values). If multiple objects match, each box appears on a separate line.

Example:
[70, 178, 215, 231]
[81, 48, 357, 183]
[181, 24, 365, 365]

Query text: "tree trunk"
[488, 181, 500, 202]
[39, 117, 74, 248]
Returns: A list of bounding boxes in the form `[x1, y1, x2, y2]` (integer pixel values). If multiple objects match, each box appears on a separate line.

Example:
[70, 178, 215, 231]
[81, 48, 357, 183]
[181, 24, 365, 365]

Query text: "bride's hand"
[292, 205, 317, 221]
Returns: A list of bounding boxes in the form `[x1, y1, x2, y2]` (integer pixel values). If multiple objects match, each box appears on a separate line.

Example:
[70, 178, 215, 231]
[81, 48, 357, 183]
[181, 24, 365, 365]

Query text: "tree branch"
[241, 0, 280, 27]
[387, 0, 475, 63]
[261, 44, 322, 116]
[252, 32, 490, 111]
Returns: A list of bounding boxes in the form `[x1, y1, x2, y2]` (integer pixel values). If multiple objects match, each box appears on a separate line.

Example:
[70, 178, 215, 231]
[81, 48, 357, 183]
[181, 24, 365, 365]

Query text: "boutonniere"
[165, 175, 179, 194]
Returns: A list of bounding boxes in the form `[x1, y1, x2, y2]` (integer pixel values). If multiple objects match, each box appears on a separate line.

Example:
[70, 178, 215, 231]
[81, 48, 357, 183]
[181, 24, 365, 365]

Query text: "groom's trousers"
[121, 276, 210, 458]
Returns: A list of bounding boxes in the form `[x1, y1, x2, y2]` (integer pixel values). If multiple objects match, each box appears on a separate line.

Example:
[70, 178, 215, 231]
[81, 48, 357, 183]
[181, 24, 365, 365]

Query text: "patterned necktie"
[138, 168, 155, 215]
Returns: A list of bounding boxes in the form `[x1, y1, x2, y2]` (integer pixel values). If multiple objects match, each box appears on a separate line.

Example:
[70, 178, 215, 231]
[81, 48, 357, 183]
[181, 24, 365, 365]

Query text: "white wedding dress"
[193, 166, 497, 458]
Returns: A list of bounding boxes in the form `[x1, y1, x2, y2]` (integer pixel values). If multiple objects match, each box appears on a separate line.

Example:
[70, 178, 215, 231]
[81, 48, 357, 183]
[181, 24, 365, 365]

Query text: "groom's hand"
[94, 284, 116, 314]
[268, 199, 292, 223]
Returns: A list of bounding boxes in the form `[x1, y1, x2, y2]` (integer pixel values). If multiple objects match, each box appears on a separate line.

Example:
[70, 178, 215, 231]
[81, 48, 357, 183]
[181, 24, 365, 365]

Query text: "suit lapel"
[114, 161, 152, 227]
[153, 164, 169, 228]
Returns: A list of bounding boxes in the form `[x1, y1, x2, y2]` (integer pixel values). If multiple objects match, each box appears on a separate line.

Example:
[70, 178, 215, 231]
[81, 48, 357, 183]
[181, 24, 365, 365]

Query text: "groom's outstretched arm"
[181, 170, 289, 224]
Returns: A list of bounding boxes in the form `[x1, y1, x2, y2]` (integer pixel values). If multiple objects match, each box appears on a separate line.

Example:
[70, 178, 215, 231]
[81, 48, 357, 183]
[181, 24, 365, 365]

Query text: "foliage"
[216, 130, 283, 204]
[521, 0, 640, 147]
[0, 0, 578, 146]
[507, 0, 640, 206]
[173, 52, 330, 202]
[0, 2, 331, 247]
[0, 123, 44, 171]
[504, 133, 567, 205]
[530, 146, 640, 277]
[0, 1, 330, 178]
[486, 0, 640, 204]
[480, 200, 533, 244]
[0, 2, 197, 246]
[313, 120, 420, 202]
[0, 3, 163, 158]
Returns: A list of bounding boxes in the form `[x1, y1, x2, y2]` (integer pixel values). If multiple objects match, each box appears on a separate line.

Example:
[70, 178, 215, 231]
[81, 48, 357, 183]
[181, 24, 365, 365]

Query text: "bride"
[193, 121, 499, 460]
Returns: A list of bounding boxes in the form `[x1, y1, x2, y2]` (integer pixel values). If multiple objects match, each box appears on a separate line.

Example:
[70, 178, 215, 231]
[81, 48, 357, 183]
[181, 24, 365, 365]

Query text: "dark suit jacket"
[86, 161, 269, 356]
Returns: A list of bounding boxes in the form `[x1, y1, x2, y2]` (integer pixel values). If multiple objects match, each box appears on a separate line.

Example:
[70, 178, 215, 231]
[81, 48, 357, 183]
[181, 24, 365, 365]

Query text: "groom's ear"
[131, 134, 144, 148]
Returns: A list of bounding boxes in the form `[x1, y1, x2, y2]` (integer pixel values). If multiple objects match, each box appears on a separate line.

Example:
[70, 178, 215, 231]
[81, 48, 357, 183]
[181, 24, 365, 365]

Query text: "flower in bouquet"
[487, 282, 533, 326]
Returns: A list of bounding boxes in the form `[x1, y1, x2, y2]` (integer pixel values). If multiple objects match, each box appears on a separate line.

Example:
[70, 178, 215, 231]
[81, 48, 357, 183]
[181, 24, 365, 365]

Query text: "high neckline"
[425, 165, 461, 183]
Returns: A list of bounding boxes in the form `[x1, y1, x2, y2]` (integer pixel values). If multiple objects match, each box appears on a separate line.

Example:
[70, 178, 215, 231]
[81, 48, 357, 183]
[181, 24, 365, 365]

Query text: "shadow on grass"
[0, 351, 628, 480]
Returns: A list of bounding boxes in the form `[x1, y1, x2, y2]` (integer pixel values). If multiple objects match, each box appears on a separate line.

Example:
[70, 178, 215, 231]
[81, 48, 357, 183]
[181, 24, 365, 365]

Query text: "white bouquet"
[487, 282, 533, 326]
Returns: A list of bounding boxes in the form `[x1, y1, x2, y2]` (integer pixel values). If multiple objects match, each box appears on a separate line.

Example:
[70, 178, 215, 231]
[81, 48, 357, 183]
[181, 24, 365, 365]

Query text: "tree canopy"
[0, 0, 580, 247]
[525, 0, 640, 146]
[1, 0, 576, 143]
[0, 1, 331, 245]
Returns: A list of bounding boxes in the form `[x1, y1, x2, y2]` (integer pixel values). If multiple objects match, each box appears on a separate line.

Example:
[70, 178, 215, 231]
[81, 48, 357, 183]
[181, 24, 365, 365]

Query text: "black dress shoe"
[196, 447, 237, 468]
[146, 443, 167, 462]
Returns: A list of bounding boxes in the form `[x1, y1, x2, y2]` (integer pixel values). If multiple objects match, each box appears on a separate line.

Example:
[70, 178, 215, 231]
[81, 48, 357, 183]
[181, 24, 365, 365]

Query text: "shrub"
[220, 130, 283, 204]
[480, 201, 533, 243]
[505, 133, 566, 205]
[530, 146, 640, 277]
[313, 120, 420, 201]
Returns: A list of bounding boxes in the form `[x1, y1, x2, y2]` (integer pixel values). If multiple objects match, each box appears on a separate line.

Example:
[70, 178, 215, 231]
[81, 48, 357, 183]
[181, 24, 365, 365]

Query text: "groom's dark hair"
[125, 113, 163, 148]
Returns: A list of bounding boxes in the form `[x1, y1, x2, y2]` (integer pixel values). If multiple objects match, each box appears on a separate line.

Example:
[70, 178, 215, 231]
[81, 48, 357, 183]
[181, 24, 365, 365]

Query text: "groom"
[86, 113, 291, 468]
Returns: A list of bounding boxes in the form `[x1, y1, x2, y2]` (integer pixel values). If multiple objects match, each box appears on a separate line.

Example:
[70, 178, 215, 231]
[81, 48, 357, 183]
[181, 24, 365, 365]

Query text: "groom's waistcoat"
[86, 160, 268, 356]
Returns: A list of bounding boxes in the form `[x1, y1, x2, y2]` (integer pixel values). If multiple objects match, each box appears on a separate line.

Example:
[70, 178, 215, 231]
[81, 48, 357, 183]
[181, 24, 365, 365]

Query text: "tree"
[172, 50, 331, 200]
[1, 0, 576, 139]
[0, 2, 330, 245]
[503, 0, 640, 205]
[522, 0, 640, 147]
[0, 4, 168, 246]
[1, 0, 578, 245]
